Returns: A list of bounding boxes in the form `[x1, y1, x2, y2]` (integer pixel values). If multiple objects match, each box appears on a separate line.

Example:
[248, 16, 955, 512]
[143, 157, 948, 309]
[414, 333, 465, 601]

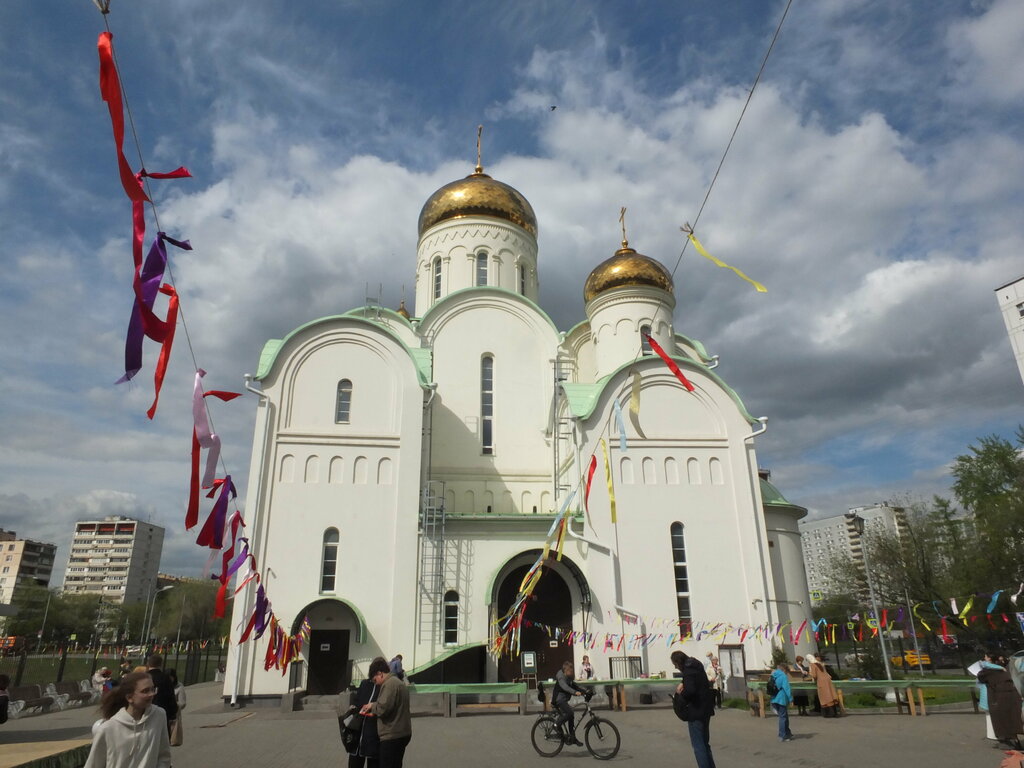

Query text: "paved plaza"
[0, 682, 1012, 768]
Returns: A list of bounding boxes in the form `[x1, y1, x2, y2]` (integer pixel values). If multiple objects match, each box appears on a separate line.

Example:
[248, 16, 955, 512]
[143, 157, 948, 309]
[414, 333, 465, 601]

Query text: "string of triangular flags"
[95, 23, 304, 673]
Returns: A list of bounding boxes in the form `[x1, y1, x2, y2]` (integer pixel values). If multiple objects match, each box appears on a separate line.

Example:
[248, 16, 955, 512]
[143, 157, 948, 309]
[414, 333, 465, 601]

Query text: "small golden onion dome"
[396, 300, 410, 319]
[418, 170, 537, 237]
[584, 244, 674, 302]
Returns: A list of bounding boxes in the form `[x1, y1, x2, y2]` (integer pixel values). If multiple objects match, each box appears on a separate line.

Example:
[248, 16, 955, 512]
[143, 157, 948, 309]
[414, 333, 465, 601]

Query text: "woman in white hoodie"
[84, 671, 172, 768]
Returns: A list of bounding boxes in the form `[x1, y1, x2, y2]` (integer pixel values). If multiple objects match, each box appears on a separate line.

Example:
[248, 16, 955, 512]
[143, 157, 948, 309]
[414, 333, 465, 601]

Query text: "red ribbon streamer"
[97, 32, 148, 203]
[584, 454, 597, 512]
[146, 284, 179, 419]
[186, 429, 202, 529]
[644, 334, 695, 392]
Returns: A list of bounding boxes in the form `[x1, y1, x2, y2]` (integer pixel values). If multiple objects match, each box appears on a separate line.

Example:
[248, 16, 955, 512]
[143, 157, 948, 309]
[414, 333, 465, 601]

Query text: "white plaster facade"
[225, 167, 813, 702]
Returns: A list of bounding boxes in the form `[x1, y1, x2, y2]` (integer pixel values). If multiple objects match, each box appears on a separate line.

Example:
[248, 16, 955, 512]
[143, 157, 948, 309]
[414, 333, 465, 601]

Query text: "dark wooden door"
[307, 629, 350, 694]
[496, 563, 573, 682]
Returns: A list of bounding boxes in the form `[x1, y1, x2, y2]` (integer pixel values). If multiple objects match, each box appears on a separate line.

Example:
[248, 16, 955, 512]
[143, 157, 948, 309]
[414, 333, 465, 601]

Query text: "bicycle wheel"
[584, 717, 621, 760]
[531, 715, 565, 757]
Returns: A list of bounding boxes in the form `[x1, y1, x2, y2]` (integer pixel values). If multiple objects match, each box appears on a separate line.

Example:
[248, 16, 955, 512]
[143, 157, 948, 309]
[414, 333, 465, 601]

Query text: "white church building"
[224, 159, 813, 702]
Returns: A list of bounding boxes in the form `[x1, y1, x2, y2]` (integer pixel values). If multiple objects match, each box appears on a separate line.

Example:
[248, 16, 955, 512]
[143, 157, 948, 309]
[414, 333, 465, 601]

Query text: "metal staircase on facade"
[417, 480, 446, 643]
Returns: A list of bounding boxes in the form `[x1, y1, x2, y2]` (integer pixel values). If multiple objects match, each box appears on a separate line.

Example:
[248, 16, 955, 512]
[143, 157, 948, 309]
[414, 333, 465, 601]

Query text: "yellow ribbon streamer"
[629, 370, 646, 438]
[601, 438, 617, 524]
[688, 232, 767, 293]
[912, 602, 932, 632]
[958, 595, 974, 622]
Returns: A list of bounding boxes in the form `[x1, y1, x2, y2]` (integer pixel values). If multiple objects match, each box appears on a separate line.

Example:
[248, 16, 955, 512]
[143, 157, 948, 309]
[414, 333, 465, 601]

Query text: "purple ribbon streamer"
[253, 584, 270, 639]
[197, 475, 236, 549]
[118, 232, 192, 383]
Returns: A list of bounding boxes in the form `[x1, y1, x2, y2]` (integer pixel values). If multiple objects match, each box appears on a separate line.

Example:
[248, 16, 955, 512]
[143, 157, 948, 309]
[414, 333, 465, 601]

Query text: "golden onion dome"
[396, 300, 410, 319]
[584, 243, 674, 302]
[418, 169, 537, 237]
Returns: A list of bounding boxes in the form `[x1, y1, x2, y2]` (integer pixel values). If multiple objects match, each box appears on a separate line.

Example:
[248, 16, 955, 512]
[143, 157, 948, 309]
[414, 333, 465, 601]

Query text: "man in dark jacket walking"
[671, 650, 716, 768]
[146, 653, 178, 735]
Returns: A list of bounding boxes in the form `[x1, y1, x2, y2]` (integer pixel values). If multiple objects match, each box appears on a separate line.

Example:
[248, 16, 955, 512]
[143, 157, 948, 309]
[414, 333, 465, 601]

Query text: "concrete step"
[299, 695, 342, 712]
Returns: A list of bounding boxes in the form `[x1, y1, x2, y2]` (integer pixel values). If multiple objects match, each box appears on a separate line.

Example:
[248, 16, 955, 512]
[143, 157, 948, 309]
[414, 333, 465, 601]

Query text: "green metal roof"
[559, 356, 758, 424]
[254, 312, 432, 385]
[759, 477, 806, 512]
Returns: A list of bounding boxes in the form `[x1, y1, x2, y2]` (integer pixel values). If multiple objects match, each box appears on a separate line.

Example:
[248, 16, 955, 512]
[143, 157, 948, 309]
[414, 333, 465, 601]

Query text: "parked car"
[890, 650, 931, 667]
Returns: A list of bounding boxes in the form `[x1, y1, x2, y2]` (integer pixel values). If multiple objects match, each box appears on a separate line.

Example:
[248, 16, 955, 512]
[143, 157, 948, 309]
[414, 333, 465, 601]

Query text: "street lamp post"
[141, 585, 174, 648]
[174, 590, 188, 649]
[848, 513, 893, 680]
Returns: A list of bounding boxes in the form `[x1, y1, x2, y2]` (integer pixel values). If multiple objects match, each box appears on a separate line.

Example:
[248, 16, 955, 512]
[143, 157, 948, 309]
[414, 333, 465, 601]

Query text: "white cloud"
[947, 0, 1024, 104]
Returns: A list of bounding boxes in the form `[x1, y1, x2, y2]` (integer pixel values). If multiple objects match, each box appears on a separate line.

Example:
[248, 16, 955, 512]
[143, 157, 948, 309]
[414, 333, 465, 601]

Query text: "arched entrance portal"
[293, 598, 366, 695]
[496, 564, 574, 683]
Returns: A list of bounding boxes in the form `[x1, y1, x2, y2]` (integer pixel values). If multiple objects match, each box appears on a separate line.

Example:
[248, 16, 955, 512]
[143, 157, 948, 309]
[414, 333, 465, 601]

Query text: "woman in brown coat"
[805, 654, 840, 716]
[978, 654, 1023, 749]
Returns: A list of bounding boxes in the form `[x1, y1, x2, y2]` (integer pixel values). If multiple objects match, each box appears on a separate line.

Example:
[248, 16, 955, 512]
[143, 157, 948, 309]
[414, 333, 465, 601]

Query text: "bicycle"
[531, 683, 621, 760]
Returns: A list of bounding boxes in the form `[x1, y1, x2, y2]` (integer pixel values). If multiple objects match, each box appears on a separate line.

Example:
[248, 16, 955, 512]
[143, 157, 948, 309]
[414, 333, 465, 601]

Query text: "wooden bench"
[49, 681, 93, 708]
[8, 685, 55, 718]
[906, 678, 980, 716]
[747, 679, 919, 717]
[409, 683, 528, 717]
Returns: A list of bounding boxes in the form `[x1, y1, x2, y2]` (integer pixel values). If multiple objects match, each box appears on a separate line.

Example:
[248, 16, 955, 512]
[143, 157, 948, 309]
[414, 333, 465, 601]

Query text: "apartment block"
[799, 504, 907, 601]
[0, 528, 57, 607]
[995, 276, 1024, 387]
[62, 517, 164, 604]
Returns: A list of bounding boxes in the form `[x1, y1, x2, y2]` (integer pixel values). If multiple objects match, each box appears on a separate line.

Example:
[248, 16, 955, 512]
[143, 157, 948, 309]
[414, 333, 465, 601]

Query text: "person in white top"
[84, 671, 172, 768]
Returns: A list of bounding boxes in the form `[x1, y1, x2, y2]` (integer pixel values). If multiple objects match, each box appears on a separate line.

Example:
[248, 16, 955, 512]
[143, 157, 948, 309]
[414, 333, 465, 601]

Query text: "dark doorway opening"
[496, 563, 573, 682]
[307, 629, 350, 694]
[408, 645, 487, 684]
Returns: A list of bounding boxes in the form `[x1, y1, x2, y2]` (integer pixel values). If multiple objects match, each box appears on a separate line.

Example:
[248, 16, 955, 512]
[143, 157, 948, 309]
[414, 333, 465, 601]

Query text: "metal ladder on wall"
[551, 356, 575, 510]
[418, 480, 446, 644]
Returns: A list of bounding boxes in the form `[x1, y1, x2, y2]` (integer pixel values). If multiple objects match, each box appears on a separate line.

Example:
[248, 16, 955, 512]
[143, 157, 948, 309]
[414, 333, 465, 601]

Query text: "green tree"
[149, 581, 229, 642]
[951, 428, 1024, 586]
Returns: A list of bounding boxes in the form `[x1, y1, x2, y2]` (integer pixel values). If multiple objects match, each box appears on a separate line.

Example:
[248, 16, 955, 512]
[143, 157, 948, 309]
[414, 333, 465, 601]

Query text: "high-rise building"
[0, 528, 57, 607]
[995, 276, 1024, 387]
[799, 504, 907, 601]
[62, 516, 164, 605]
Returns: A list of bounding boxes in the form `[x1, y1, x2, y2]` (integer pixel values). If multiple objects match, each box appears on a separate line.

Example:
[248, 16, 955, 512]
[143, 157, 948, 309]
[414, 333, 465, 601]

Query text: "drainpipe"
[232, 376, 270, 708]
[743, 416, 773, 633]
[744, 416, 768, 441]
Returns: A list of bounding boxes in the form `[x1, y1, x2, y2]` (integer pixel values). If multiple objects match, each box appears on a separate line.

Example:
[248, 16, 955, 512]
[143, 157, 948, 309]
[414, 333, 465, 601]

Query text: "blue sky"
[2, 0, 1022, 583]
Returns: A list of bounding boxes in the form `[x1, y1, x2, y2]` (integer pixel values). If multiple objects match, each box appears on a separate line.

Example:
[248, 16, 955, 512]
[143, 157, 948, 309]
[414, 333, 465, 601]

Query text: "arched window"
[640, 325, 652, 355]
[335, 379, 352, 423]
[481, 356, 494, 455]
[321, 528, 339, 592]
[475, 251, 488, 286]
[432, 257, 442, 299]
[670, 523, 691, 630]
[518, 263, 527, 295]
[443, 590, 459, 645]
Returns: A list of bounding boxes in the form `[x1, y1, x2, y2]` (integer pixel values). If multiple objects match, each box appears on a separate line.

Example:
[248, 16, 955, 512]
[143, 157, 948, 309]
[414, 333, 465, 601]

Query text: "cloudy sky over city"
[2, 0, 1022, 582]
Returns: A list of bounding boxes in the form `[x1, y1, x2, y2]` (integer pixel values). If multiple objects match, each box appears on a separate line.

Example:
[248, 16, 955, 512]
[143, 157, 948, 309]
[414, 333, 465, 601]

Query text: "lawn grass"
[0, 648, 226, 687]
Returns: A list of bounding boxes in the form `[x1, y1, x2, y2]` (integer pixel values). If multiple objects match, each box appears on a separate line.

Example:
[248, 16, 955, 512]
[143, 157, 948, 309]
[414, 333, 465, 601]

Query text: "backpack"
[766, 675, 779, 698]
[671, 692, 691, 721]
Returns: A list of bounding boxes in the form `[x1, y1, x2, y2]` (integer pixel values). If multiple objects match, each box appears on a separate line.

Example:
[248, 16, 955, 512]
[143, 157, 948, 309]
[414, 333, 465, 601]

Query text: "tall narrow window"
[518, 263, 526, 295]
[670, 522, 691, 630]
[481, 356, 494, 455]
[475, 251, 488, 286]
[321, 528, 339, 592]
[640, 325, 652, 355]
[433, 257, 442, 299]
[335, 379, 352, 423]
[443, 590, 459, 645]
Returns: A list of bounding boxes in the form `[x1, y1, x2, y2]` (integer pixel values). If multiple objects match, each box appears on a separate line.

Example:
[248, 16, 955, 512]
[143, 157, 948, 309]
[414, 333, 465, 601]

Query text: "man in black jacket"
[146, 653, 178, 735]
[671, 650, 716, 768]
